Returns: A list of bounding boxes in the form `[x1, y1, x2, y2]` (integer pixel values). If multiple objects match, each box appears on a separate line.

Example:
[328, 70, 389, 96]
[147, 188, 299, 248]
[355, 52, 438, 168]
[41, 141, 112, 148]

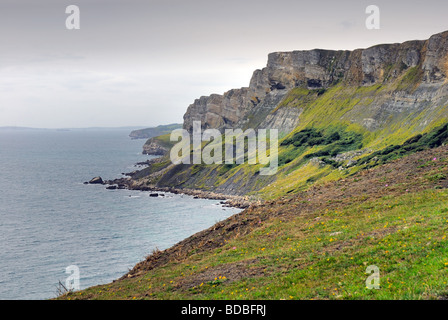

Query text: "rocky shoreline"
[86, 175, 257, 209]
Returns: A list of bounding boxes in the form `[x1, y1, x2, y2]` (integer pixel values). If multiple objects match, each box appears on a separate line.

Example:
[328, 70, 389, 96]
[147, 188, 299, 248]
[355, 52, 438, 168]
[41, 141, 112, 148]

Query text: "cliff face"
[138, 30, 448, 198]
[183, 31, 448, 137]
[183, 88, 250, 132]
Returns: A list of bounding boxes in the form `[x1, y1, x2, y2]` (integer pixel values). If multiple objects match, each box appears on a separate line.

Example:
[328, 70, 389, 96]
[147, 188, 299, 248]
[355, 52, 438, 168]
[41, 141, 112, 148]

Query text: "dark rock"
[135, 160, 151, 166]
[106, 185, 118, 190]
[89, 177, 103, 184]
[149, 193, 159, 197]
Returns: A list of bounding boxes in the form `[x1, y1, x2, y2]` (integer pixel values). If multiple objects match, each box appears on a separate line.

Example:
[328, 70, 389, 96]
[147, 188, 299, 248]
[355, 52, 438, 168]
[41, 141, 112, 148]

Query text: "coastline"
[83, 156, 259, 209]
[100, 175, 257, 209]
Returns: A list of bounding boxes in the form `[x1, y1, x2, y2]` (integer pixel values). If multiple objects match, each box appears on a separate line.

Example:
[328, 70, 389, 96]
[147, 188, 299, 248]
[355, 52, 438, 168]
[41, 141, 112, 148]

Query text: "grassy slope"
[62, 144, 448, 300]
[130, 124, 182, 139]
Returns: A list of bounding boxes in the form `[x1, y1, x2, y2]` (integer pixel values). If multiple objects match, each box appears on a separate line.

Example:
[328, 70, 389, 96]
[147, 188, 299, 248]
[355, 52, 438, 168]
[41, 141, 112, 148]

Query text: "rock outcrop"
[183, 88, 250, 133]
[89, 177, 104, 184]
[142, 139, 169, 156]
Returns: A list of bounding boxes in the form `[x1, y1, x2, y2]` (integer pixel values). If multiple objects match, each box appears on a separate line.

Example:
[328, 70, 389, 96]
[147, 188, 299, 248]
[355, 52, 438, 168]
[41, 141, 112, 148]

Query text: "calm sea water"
[0, 128, 240, 300]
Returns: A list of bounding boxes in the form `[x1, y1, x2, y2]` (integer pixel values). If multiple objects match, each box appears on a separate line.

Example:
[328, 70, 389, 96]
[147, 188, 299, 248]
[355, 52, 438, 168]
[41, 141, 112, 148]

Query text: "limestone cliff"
[136, 30, 448, 198]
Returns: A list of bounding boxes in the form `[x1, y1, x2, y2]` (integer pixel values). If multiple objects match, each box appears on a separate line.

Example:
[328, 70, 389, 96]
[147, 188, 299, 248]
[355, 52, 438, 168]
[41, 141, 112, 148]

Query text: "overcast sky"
[0, 0, 447, 128]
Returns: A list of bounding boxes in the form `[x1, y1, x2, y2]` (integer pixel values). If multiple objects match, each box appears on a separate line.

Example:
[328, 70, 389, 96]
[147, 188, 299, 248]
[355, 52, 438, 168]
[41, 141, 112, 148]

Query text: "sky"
[0, 0, 448, 129]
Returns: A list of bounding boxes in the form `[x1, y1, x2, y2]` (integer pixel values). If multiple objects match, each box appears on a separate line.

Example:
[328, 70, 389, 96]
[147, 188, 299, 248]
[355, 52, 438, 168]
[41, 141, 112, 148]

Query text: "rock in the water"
[149, 193, 159, 197]
[89, 177, 103, 184]
[106, 185, 118, 190]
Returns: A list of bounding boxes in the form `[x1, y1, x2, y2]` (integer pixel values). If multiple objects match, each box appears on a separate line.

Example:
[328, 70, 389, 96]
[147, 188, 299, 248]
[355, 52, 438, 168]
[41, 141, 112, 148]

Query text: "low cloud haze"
[1, 0, 448, 128]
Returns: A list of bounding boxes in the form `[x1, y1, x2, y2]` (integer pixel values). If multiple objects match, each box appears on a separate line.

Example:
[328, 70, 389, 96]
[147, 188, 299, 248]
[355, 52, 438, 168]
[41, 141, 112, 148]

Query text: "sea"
[0, 128, 241, 300]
